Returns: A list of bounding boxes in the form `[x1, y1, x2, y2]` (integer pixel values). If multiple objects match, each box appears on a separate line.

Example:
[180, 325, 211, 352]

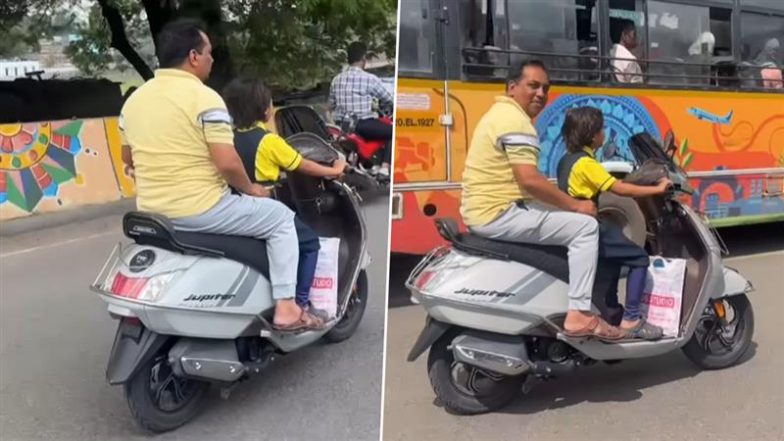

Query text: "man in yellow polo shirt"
[461, 60, 623, 341]
[120, 19, 322, 331]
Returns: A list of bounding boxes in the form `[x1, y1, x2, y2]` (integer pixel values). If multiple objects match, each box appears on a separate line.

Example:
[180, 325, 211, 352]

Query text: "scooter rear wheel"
[427, 332, 524, 415]
[124, 353, 210, 433]
[682, 294, 754, 370]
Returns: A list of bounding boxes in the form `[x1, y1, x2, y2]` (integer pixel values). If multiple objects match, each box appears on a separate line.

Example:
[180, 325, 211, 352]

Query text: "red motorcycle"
[329, 115, 392, 185]
[275, 105, 391, 190]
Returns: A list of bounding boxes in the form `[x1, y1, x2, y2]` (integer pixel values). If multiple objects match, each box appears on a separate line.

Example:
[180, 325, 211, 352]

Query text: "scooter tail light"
[109, 272, 176, 302]
[414, 270, 436, 290]
[110, 273, 149, 299]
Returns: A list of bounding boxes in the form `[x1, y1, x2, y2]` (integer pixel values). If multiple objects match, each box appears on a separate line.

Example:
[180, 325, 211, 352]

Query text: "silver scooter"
[405, 131, 755, 415]
[91, 133, 370, 432]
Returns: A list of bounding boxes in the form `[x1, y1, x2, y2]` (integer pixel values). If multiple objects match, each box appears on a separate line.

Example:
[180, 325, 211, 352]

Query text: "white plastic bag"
[640, 256, 687, 338]
[308, 237, 341, 318]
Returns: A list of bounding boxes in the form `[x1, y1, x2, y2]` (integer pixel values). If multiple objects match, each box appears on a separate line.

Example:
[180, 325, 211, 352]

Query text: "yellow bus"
[392, 0, 784, 255]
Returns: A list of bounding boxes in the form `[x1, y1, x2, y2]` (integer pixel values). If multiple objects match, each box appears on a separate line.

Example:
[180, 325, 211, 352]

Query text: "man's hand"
[573, 199, 598, 217]
[248, 184, 270, 198]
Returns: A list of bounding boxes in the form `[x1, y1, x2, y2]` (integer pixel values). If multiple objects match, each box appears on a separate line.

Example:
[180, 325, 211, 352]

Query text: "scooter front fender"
[407, 316, 453, 362]
[106, 317, 172, 385]
[713, 266, 754, 299]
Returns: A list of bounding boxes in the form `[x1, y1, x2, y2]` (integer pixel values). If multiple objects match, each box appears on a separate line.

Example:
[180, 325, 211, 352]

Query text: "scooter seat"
[458, 234, 569, 282]
[123, 212, 270, 278]
[434, 218, 569, 282]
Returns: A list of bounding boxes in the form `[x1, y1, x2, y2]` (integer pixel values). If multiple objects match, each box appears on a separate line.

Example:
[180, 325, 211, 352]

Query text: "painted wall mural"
[392, 80, 784, 253]
[536, 92, 784, 223]
[0, 117, 136, 221]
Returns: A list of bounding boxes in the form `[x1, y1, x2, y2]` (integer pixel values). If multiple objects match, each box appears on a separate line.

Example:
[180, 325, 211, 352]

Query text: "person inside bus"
[557, 107, 672, 340]
[328, 42, 394, 177]
[755, 38, 782, 89]
[222, 76, 347, 321]
[461, 60, 625, 342]
[610, 19, 643, 84]
[754, 37, 780, 67]
[686, 32, 715, 85]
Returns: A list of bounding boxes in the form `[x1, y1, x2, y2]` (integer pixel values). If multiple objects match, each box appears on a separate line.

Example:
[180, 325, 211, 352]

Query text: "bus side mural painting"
[392, 82, 784, 254]
[0, 117, 136, 221]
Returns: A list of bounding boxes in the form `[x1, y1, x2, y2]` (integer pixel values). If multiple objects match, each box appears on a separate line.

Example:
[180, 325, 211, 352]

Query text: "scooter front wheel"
[323, 270, 369, 343]
[682, 294, 754, 370]
[427, 332, 524, 415]
[124, 353, 210, 433]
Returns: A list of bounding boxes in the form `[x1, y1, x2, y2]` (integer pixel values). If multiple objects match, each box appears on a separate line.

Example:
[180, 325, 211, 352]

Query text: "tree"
[226, 0, 397, 88]
[65, 0, 156, 78]
[0, 22, 41, 58]
[2, 0, 397, 92]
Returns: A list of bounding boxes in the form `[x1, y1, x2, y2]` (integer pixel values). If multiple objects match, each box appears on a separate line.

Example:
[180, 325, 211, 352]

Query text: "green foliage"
[0, 22, 41, 58]
[3, 0, 397, 90]
[227, 0, 398, 88]
[65, 0, 154, 76]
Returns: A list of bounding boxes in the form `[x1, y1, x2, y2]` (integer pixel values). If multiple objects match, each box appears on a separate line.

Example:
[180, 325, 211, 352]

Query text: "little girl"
[557, 107, 671, 340]
[223, 77, 346, 331]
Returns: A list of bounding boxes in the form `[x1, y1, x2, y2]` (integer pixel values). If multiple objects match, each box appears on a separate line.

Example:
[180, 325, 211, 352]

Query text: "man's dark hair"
[561, 107, 604, 153]
[506, 59, 548, 90]
[347, 41, 367, 64]
[612, 19, 636, 44]
[222, 77, 272, 129]
[156, 19, 208, 68]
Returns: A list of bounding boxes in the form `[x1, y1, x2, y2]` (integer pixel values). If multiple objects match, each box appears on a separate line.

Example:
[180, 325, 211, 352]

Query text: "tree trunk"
[141, 0, 174, 50]
[96, 0, 154, 80]
[183, 0, 235, 92]
[139, 0, 234, 92]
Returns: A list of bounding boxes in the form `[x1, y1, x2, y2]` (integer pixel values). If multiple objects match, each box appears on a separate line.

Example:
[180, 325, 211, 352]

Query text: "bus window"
[608, 0, 646, 84]
[460, 0, 509, 78]
[399, 0, 436, 75]
[506, 0, 598, 81]
[740, 11, 783, 89]
[646, 1, 732, 86]
[741, 0, 784, 11]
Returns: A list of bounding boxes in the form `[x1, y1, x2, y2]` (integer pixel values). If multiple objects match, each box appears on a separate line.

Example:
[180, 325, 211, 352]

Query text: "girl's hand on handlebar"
[331, 159, 348, 178]
[656, 177, 673, 194]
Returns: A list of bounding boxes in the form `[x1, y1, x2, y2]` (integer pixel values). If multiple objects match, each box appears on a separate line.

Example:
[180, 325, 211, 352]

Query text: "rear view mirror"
[663, 130, 677, 157]
[602, 141, 617, 160]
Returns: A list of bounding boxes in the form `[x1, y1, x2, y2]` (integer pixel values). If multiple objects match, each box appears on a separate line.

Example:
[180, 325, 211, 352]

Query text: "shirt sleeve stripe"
[285, 153, 302, 170]
[197, 108, 233, 126]
[496, 133, 540, 151]
[599, 176, 617, 192]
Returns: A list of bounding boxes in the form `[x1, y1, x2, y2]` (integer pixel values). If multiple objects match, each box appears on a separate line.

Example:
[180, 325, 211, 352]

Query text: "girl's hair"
[221, 76, 272, 129]
[561, 107, 604, 153]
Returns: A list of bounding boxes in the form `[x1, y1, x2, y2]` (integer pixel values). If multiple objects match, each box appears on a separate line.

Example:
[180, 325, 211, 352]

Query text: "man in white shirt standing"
[610, 20, 643, 83]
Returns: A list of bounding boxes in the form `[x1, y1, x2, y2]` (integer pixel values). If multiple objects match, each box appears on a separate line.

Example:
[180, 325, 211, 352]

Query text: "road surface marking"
[0, 231, 117, 258]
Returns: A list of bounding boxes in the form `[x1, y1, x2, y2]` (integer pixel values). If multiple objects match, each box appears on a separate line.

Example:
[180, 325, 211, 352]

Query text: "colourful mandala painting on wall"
[535, 95, 662, 177]
[0, 121, 83, 212]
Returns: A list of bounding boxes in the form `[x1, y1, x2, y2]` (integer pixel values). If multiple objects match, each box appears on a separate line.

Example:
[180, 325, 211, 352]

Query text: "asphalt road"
[383, 222, 784, 441]
[0, 195, 390, 441]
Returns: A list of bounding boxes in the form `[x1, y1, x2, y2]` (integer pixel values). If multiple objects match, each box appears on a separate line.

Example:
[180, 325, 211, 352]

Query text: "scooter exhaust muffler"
[169, 339, 246, 383]
[450, 332, 532, 376]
